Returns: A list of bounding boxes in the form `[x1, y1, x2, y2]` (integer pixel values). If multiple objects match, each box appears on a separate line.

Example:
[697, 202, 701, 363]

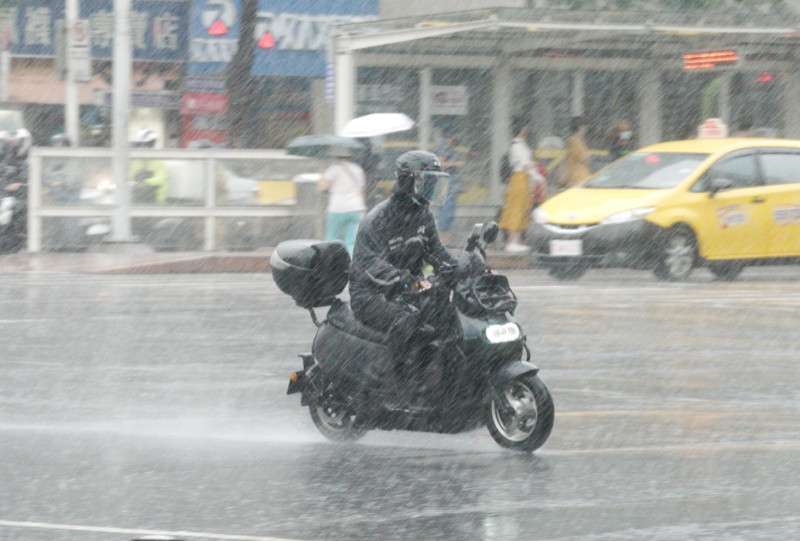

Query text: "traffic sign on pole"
[68, 19, 92, 83]
[698, 118, 728, 139]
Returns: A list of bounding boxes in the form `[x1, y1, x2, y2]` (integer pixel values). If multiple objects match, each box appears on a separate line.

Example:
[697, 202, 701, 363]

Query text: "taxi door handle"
[751, 197, 766, 203]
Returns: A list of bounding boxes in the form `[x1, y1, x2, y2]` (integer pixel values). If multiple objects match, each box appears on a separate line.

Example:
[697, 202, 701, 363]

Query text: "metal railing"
[27, 147, 322, 253]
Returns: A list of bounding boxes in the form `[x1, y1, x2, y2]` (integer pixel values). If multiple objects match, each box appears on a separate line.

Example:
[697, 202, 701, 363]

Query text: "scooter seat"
[325, 298, 388, 345]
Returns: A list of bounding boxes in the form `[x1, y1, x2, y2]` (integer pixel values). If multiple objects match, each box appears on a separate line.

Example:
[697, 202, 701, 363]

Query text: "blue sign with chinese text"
[250, 0, 378, 77]
[187, 0, 242, 76]
[2, 0, 187, 62]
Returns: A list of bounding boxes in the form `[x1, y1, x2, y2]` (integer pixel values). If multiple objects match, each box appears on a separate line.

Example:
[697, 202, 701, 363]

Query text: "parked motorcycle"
[271, 222, 554, 452]
[0, 181, 26, 252]
[42, 166, 112, 251]
[0, 131, 30, 252]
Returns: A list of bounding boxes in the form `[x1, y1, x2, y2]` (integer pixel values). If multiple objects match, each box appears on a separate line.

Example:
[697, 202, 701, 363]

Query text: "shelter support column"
[334, 47, 356, 136]
[639, 68, 662, 146]
[491, 60, 512, 204]
[419, 67, 432, 150]
[571, 71, 585, 117]
[718, 73, 731, 126]
[312, 78, 333, 134]
[533, 72, 556, 140]
[783, 70, 800, 139]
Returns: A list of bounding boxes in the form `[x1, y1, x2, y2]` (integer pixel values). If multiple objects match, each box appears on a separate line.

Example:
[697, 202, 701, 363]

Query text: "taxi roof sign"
[698, 118, 728, 139]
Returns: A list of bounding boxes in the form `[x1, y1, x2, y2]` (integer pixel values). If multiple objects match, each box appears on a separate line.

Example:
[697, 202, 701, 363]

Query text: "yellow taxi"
[528, 137, 800, 281]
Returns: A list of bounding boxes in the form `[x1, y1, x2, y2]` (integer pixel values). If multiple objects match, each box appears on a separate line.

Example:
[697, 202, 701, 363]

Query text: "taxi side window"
[691, 154, 759, 193]
[759, 152, 800, 185]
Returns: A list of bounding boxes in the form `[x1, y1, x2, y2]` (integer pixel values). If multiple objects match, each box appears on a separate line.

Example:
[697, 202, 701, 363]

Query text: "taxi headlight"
[484, 323, 521, 343]
[533, 208, 548, 224]
[600, 206, 656, 225]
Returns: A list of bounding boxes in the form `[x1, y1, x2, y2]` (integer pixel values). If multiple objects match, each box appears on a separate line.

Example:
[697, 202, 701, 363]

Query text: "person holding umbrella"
[317, 146, 367, 254]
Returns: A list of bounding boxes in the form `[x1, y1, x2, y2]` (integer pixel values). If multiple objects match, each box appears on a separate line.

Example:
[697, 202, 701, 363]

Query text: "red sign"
[180, 115, 227, 148]
[698, 118, 728, 139]
[180, 92, 228, 115]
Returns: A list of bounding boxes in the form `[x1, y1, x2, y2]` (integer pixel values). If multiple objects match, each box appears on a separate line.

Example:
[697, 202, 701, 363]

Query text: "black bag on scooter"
[454, 273, 517, 317]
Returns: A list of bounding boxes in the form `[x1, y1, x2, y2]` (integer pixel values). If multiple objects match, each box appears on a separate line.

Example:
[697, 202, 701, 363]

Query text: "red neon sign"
[683, 50, 739, 70]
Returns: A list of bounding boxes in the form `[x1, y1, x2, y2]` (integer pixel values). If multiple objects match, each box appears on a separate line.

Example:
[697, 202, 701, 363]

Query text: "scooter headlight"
[484, 323, 521, 343]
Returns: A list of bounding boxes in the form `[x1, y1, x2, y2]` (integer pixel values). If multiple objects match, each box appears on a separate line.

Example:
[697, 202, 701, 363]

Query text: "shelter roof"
[334, 8, 800, 64]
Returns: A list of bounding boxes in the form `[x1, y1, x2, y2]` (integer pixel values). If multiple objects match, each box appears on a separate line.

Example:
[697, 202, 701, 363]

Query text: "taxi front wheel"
[653, 226, 696, 281]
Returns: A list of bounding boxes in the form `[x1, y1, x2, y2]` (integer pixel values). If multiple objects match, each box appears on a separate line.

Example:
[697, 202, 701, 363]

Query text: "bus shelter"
[332, 7, 800, 203]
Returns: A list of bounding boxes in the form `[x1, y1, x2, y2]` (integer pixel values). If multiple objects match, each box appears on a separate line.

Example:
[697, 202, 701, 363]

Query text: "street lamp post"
[65, 0, 80, 146]
[111, 0, 133, 241]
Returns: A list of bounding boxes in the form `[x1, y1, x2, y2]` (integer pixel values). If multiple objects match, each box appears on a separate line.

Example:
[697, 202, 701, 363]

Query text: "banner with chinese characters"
[0, 0, 187, 62]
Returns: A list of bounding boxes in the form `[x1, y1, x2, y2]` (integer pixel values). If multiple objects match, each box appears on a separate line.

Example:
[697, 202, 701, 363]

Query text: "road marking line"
[0, 519, 300, 541]
[541, 440, 800, 457]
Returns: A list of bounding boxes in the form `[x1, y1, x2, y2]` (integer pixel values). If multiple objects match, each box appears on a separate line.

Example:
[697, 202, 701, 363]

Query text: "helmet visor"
[415, 171, 449, 206]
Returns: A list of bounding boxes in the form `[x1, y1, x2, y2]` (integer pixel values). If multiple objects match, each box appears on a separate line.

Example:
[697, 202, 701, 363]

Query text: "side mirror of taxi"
[708, 177, 733, 198]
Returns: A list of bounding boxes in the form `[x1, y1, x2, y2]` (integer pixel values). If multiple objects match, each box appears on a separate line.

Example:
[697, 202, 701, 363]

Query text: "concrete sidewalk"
[0, 248, 532, 274]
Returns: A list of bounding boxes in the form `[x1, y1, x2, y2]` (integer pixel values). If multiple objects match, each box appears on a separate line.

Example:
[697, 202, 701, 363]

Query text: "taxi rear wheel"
[708, 261, 745, 281]
[654, 226, 696, 281]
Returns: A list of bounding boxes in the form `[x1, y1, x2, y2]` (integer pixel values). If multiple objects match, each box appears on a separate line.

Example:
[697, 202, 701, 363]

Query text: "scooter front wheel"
[309, 398, 367, 442]
[486, 374, 554, 452]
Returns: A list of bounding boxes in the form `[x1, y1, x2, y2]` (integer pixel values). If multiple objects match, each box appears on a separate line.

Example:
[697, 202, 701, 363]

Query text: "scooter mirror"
[468, 223, 483, 242]
[482, 222, 499, 244]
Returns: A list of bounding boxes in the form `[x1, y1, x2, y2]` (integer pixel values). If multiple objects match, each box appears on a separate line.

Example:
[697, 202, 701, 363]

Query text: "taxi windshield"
[585, 152, 708, 190]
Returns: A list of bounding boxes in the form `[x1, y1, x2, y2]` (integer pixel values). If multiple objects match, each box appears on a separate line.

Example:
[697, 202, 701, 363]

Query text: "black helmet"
[394, 150, 449, 206]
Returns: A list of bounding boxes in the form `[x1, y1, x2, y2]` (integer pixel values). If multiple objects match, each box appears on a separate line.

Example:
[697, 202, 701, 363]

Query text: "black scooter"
[271, 222, 554, 452]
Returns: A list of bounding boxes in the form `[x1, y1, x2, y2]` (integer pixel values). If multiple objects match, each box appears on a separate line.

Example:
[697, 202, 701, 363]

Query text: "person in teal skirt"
[317, 146, 367, 254]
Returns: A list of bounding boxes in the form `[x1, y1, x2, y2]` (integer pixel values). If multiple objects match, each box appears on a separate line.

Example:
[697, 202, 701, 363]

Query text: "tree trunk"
[226, 0, 259, 149]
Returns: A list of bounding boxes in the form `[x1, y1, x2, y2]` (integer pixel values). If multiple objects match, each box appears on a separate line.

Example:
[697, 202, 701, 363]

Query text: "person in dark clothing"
[353, 138, 380, 207]
[349, 150, 458, 409]
[608, 118, 635, 161]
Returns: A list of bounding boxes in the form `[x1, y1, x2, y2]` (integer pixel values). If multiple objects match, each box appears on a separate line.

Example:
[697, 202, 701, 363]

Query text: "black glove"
[438, 261, 459, 286]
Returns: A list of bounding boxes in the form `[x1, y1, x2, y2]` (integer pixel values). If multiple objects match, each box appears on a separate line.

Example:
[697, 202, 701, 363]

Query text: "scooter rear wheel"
[309, 398, 367, 442]
[486, 374, 554, 452]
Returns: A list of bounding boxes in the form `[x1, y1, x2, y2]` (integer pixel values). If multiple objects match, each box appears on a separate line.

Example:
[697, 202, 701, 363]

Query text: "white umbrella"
[340, 113, 415, 138]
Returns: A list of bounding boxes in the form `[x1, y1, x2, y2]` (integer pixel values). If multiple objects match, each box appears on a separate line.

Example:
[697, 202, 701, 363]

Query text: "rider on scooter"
[349, 150, 458, 409]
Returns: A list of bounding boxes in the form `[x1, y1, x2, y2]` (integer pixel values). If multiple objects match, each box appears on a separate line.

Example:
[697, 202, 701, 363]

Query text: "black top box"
[270, 239, 350, 308]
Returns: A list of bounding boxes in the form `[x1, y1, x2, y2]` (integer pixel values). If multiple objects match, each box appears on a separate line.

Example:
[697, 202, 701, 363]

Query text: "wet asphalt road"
[1, 266, 799, 540]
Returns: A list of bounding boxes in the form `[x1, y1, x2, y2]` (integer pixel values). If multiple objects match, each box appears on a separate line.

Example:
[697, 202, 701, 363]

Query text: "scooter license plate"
[550, 239, 582, 257]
